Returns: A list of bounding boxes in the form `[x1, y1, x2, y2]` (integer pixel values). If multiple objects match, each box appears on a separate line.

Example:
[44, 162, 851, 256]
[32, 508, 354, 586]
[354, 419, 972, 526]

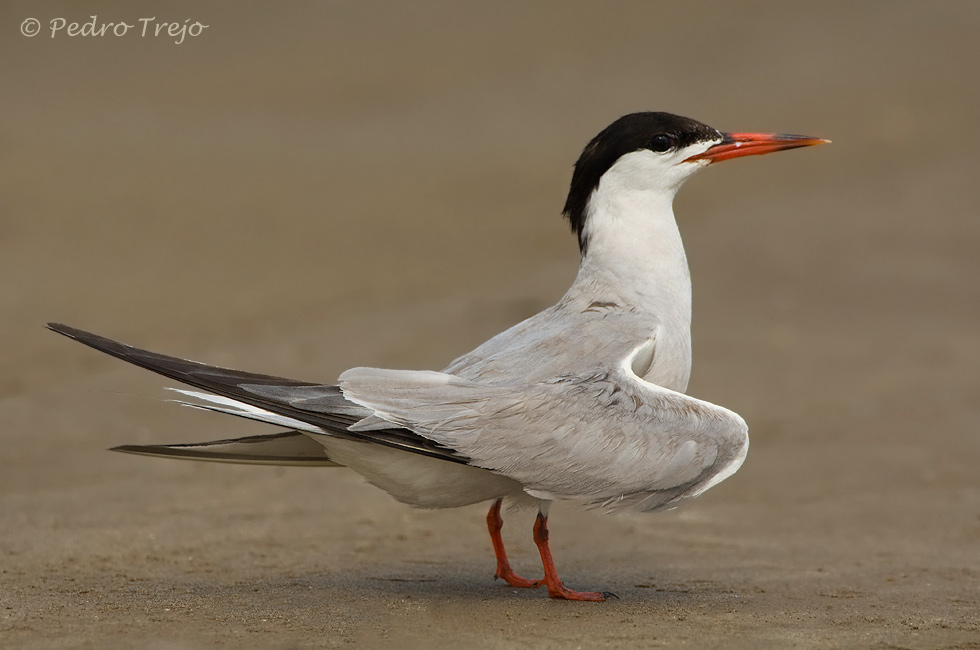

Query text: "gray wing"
[443, 300, 664, 385]
[339, 359, 748, 512]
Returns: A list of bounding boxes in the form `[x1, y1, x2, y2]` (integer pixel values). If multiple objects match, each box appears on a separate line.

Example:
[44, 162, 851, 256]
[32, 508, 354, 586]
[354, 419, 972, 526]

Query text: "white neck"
[566, 153, 694, 390]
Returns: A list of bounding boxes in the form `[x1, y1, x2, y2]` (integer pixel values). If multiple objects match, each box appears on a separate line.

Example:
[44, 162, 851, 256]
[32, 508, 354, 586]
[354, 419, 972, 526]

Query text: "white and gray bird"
[50, 112, 827, 601]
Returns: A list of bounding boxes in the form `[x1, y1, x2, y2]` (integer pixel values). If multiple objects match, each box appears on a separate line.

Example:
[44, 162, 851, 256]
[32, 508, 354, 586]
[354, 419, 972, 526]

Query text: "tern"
[50, 112, 826, 601]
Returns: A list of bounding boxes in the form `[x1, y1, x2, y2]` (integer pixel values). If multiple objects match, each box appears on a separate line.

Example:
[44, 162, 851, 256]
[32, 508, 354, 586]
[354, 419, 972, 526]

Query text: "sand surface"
[2, 2, 978, 648]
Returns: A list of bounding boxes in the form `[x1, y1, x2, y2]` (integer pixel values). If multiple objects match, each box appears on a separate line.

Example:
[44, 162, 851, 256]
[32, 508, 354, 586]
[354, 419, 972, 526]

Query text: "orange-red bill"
[686, 132, 830, 163]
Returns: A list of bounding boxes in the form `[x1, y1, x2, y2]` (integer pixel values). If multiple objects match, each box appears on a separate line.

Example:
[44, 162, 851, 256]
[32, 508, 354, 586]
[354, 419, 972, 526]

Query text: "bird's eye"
[648, 134, 675, 153]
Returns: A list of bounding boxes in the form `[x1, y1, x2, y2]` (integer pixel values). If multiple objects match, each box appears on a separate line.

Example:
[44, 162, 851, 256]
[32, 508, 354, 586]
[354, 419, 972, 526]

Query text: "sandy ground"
[2, 1, 979, 648]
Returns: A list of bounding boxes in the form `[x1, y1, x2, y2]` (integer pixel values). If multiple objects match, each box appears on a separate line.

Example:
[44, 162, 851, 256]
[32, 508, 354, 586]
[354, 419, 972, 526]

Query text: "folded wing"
[339, 365, 748, 512]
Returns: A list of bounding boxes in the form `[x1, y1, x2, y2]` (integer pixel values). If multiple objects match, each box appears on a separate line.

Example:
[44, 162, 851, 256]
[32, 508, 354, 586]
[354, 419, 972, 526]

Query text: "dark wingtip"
[47, 322, 96, 343]
[110, 444, 200, 458]
[109, 439, 342, 466]
[45, 323, 137, 361]
[110, 445, 140, 454]
[47, 322, 73, 335]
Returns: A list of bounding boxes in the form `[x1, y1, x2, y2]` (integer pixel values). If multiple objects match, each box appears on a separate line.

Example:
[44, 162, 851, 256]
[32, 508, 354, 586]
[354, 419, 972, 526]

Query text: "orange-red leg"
[486, 499, 541, 588]
[532, 511, 609, 601]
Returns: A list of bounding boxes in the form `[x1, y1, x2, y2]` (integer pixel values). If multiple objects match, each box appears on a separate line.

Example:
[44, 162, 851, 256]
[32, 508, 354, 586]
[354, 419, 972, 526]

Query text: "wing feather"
[339, 360, 748, 512]
[47, 323, 469, 464]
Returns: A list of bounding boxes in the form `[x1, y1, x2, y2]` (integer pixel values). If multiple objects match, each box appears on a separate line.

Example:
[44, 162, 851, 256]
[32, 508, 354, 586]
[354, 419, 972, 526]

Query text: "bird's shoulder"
[443, 299, 658, 383]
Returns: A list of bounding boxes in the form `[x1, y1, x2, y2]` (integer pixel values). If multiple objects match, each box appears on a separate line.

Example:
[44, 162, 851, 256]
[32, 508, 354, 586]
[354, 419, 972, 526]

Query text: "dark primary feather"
[113, 431, 342, 466]
[46, 323, 469, 464]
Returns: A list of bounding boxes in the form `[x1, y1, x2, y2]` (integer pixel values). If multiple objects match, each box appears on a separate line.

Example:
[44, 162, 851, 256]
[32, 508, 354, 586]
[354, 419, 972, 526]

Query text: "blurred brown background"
[2, 2, 978, 648]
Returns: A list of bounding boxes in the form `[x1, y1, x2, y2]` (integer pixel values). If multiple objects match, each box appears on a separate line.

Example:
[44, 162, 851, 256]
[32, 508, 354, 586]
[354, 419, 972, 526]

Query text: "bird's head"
[563, 112, 828, 253]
